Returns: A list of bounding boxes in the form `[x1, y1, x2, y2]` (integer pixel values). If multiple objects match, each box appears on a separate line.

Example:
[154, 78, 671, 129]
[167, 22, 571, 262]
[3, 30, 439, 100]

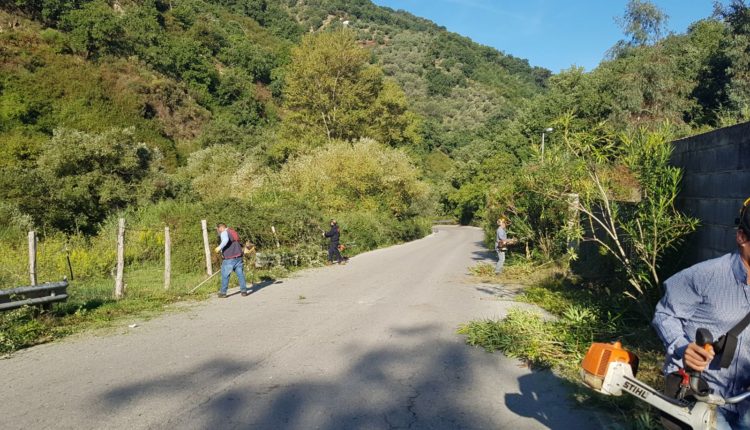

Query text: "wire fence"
[4, 218, 342, 300]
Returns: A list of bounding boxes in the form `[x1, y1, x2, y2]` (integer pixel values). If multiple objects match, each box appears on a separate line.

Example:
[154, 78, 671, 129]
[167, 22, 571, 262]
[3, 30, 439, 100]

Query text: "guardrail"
[0, 279, 69, 312]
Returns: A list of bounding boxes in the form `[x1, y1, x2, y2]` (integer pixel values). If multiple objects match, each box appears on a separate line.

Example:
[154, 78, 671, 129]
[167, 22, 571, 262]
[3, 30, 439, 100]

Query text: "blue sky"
[371, 0, 717, 72]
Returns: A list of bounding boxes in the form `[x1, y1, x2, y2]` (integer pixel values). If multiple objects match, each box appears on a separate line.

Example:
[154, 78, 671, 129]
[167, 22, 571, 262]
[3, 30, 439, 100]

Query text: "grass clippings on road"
[460, 260, 667, 428]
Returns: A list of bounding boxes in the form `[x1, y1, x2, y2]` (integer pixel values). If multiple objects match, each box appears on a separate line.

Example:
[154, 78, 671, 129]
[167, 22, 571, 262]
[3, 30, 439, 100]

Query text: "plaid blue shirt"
[653, 252, 750, 411]
[495, 227, 507, 251]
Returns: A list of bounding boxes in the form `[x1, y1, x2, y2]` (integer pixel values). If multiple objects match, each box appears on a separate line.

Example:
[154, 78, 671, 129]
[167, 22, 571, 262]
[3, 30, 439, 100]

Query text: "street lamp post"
[541, 127, 554, 162]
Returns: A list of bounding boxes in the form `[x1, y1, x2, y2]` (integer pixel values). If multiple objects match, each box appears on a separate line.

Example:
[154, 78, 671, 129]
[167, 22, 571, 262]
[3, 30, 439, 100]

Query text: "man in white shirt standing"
[495, 217, 515, 274]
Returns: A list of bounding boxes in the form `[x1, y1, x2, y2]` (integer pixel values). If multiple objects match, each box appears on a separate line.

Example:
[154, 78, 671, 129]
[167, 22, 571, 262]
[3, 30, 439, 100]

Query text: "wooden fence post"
[271, 225, 280, 249]
[115, 218, 125, 299]
[201, 220, 213, 276]
[164, 226, 171, 290]
[28, 231, 37, 286]
[64, 244, 74, 281]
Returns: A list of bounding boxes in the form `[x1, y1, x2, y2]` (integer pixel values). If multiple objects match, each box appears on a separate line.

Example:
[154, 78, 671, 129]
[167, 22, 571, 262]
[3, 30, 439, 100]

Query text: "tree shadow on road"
[474, 285, 523, 300]
[505, 371, 604, 430]
[471, 241, 496, 262]
[97, 324, 599, 429]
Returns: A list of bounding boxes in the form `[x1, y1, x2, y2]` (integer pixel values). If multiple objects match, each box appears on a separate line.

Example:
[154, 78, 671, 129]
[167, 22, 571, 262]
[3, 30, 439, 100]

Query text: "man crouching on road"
[653, 198, 750, 429]
[215, 223, 249, 298]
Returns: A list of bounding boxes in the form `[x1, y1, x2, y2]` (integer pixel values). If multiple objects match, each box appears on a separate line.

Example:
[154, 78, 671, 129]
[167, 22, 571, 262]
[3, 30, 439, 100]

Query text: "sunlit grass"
[1, 265, 233, 354]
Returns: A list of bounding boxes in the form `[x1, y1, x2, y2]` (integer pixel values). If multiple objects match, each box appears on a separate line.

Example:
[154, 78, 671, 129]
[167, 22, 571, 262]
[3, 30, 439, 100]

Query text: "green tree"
[716, 0, 750, 121]
[234, 0, 302, 40]
[122, 0, 164, 55]
[218, 38, 276, 83]
[148, 36, 218, 96]
[366, 80, 422, 147]
[682, 19, 732, 126]
[282, 30, 382, 144]
[424, 68, 456, 97]
[60, 0, 125, 59]
[616, 0, 669, 47]
[13, 0, 86, 25]
[30, 128, 166, 233]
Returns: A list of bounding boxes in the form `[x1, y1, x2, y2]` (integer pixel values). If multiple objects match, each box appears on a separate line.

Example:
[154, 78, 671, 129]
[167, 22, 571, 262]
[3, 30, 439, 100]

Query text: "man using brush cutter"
[215, 223, 249, 298]
[323, 219, 344, 264]
[653, 198, 750, 429]
[494, 217, 516, 274]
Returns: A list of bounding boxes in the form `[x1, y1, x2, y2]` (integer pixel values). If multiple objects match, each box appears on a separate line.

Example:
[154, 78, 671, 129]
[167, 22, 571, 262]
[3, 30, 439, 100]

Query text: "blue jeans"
[495, 250, 506, 274]
[220, 258, 247, 295]
[717, 407, 750, 430]
[328, 244, 343, 263]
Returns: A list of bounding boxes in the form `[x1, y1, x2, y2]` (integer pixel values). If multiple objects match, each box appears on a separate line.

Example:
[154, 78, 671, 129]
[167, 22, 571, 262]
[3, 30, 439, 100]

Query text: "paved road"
[1, 226, 602, 429]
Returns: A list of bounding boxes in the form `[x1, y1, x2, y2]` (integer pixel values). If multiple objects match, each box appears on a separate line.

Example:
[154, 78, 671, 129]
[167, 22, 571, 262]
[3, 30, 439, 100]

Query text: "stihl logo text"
[623, 381, 649, 400]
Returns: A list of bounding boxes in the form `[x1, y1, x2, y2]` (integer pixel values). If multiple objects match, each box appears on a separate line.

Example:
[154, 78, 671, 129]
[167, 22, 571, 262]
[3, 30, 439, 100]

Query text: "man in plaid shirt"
[653, 198, 750, 429]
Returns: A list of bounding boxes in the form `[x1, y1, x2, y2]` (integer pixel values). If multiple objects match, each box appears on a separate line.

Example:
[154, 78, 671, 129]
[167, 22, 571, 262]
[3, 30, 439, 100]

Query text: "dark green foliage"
[227, 0, 302, 40]
[218, 38, 275, 83]
[187, 15, 228, 55]
[0, 307, 49, 354]
[148, 36, 218, 95]
[212, 69, 270, 130]
[26, 128, 171, 233]
[424, 68, 457, 96]
[59, 0, 125, 59]
[11, 0, 89, 25]
[122, 0, 164, 53]
[715, 1, 750, 121]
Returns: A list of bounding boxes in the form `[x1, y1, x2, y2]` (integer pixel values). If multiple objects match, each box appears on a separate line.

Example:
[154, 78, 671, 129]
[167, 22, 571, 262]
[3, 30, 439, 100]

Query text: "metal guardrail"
[0, 279, 69, 312]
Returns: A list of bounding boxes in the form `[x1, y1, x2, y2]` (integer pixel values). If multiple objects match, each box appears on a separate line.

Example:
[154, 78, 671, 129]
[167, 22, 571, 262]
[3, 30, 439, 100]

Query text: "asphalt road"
[0, 226, 603, 429]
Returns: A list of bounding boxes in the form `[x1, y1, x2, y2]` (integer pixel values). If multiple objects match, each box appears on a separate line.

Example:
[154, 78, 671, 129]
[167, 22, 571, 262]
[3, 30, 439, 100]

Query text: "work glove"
[214, 246, 221, 254]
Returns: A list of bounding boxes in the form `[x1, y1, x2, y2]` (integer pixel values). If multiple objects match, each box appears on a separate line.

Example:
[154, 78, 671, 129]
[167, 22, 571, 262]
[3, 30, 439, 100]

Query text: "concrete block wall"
[671, 121, 750, 264]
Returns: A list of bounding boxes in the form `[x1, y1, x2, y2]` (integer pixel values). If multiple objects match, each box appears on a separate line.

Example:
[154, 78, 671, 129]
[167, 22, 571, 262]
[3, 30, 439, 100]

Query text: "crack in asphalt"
[380, 383, 421, 430]
[405, 388, 421, 429]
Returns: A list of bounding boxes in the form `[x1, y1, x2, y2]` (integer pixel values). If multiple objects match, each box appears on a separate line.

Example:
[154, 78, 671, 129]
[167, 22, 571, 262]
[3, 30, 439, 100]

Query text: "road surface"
[0, 226, 603, 429]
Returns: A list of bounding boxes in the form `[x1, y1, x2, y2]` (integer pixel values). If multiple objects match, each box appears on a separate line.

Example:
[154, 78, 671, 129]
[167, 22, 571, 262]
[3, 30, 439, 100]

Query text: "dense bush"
[275, 139, 433, 218]
[1, 128, 174, 234]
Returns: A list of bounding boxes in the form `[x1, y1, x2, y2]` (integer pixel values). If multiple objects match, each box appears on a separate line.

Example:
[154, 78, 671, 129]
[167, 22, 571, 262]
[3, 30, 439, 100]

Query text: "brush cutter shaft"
[581, 341, 723, 429]
[726, 391, 750, 405]
[595, 361, 714, 429]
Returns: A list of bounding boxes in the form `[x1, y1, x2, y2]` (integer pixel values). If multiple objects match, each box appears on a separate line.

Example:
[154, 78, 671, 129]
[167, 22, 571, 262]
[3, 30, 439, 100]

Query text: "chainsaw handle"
[688, 328, 714, 396]
[695, 328, 714, 352]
